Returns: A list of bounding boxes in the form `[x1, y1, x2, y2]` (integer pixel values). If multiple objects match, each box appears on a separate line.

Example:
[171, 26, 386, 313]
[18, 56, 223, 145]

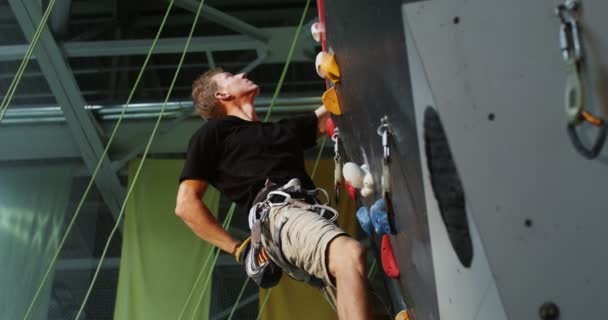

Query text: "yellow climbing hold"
[322, 86, 342, 115]
[395, 309, 414, 320]
[315, 51, 341, 83]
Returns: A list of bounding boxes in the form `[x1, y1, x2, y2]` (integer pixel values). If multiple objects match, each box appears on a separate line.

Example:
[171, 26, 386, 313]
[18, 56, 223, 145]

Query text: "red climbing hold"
[345, 180, 357, 200]
[381, 234, 400, 278]
[326, 117, 336, 138]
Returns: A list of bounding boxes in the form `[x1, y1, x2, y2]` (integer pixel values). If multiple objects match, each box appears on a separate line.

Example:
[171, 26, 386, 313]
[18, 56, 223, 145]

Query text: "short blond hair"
[191, 68, 226, 120]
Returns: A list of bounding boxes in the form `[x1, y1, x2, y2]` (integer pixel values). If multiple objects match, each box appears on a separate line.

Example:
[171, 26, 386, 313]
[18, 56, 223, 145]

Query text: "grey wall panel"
[404, 10, 508, 319]
[404, 0, 608, 318]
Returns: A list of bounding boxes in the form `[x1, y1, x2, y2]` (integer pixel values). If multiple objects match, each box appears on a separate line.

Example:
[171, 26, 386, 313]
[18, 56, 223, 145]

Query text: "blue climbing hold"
[371, 198, 392, 235]
[356, 206, 373, 236]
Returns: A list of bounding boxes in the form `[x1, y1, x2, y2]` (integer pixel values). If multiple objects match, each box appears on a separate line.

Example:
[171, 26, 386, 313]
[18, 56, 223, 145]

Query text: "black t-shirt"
[179, 112, 318, 209]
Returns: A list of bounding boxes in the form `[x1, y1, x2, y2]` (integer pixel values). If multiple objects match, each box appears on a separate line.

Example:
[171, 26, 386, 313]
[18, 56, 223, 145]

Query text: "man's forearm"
[178, 200, 240, 254]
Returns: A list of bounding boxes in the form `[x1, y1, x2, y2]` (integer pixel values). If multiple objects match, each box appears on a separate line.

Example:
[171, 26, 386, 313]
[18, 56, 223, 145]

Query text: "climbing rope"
[263, 0, 311, 122]
[0, 0, 59, 123]
[188, 208, 236, 320]
[176, 204, 236, 320]
[227, 278, 251, 320]
[73, 0, 208, 317]
[256, 289, 273, 320]
[22, 2, 178, 319]
[556, 0, 607, 159]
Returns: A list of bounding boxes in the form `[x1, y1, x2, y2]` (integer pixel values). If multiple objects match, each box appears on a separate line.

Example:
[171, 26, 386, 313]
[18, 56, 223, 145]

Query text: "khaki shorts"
[261, 203, 348, 288]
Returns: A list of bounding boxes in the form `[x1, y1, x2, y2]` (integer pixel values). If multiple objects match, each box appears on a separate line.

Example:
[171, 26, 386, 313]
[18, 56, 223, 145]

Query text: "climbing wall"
[324, 0, 608, 319]
[323, 0, 439, 318]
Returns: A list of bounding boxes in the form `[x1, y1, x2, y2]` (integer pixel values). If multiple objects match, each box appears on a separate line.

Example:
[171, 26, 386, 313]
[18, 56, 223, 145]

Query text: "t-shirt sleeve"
[179, 124, 220, 183]
[279, 112, 318, 149]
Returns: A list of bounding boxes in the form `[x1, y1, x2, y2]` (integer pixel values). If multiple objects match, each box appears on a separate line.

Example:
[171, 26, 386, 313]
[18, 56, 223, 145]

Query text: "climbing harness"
[555, 0, 607, 159]
[247, 179, 338, 287]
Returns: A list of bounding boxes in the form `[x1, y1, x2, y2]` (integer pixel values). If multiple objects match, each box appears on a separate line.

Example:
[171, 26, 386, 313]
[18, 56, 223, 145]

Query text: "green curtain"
[0, 163, 72, 320]
[114, 159, 220, 320]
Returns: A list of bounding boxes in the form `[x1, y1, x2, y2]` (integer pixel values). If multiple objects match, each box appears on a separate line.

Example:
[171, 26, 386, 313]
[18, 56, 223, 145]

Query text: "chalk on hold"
[315, 51, 341, 82]
[371, 198, 391, 235]
[343, 162, 365, 189]
[381, 234, 400, 278]
[356, 206, 373, 236]
[311, 22, 324, 43]
[322, 87, 342, 116]
[360, 164, 375, 198]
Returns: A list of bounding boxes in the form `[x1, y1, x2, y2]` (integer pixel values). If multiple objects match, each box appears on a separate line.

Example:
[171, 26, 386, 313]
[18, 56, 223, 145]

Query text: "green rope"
[188, 203, 237, 320]
[73, 0, 207, 317]
[176, 204, 236, 320]
[0, 0, 59, 123]
[227, 278, 251, 320]
[367, 259, 377, 279]
[263, 0, 311, 122]
[189, 248, 221, 319]
[21, 2, 177, 319]
[311, 136, 328, 178]
[177, 248, 218, 319]
[256, 289, 273, 320]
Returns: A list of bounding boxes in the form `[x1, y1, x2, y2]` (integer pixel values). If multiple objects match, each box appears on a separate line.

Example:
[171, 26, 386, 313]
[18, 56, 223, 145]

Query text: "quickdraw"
[326, 117, 343, 203]
[376, 116, 396, 234]
[332, 127, 343, 203]
[556, 0, 607, 159]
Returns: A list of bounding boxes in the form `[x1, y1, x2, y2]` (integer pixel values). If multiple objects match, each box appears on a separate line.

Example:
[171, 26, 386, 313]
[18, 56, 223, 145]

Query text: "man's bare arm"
[175, 179, 240, 254]
[315, 105, 331, 138]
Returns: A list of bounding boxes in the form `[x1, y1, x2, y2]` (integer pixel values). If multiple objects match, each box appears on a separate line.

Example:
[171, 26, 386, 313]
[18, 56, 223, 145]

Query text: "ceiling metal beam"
[44, 0, 71, 39]
[172, 0, 268, 41]
[0, 27, 314, 63]
[8, 0, 125, 221]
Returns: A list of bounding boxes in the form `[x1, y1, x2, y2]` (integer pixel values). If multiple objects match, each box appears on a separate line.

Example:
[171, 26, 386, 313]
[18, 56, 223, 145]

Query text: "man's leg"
[327, 235, 372, 319]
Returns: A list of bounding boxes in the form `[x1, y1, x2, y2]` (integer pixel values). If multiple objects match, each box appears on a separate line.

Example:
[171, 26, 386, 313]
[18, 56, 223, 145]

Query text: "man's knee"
[328, 236, 366, 276]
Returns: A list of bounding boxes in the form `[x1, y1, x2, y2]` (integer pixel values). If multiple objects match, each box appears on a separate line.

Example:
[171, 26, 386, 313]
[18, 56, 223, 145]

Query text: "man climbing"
[175, 68, 372, 319]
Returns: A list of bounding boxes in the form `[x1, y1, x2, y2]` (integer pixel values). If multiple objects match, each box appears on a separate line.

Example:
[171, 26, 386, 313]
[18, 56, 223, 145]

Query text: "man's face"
[213, 72, 259, 101]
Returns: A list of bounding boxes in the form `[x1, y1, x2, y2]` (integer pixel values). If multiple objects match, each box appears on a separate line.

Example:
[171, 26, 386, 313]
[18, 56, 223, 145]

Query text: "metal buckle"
[377, 116, 391, 163]
[556, 0, 581, 63]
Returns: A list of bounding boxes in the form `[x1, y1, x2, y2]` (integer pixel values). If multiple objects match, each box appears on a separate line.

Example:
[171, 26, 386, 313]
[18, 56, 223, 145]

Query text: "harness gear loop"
[555, 0, 607, 159]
